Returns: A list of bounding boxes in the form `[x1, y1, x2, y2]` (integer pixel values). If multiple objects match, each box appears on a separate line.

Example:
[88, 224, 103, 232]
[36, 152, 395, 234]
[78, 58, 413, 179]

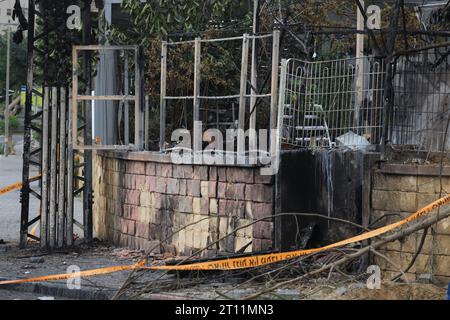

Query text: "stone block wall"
[371, 164, 450, 281]
[93, 151, 275, 257]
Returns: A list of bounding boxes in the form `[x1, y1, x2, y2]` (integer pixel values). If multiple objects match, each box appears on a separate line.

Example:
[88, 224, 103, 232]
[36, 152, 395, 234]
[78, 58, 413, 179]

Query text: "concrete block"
[154, 177, 166, 193]
[179, 179, 187, 196]
[187, 180, 201, 197]
[373, 173, 417, 192]
[159, 163, 173, 177]
[140, 191, 152, 207]
[200, 181, 209, 198]
[417, 176, 441, 194]
[210, 199, 218, 215]
[135, 222, 150, 239]
[218, 167, 227, 182]
[227, 167, 254, 183]
[371, 190, 417, 213]
[250, 202, 273, 220]
[126, 161, 146, 175]
[146, 162, 156, 176]
[209, 166, 218, 181]
[253, 221, 273, 240]
[178, 196, 193, 213]
[173, 165, 193, 179]
[125, 190, 140, 205]
[193, 166, 208, 180]
[218, 200, 245, 217]
[245, 184, 273, 203]
[225, 183, 246, 200]
[135, 175, 146, 190]
[166, 178, 179, 195]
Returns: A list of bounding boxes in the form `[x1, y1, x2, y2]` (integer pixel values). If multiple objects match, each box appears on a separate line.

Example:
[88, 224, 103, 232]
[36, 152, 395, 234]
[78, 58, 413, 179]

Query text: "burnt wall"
[93, 151, 275, 257]
[275, 149, 380, 251]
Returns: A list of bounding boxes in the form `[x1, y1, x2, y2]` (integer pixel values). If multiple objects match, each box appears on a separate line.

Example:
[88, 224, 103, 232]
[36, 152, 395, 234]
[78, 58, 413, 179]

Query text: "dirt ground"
[0, 241, 447, 300]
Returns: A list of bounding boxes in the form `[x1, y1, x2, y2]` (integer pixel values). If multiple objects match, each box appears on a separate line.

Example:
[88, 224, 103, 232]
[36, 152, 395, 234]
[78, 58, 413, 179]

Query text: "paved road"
[0, 135, 83, 242]
[0, 289, 70, 300]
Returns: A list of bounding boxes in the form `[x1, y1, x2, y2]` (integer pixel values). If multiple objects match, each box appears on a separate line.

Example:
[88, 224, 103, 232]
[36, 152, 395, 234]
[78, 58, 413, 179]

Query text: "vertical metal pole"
[124, 50, 129, 145]
[355, 0, 365, 129]
[49, 87, 58, 247]
[83, 0, 93, 243]
[270, 30, 281, 132]
[40, 87, 50, 248]
[134, 46, 142, 150]
[193, 37, 202, 163]
[249, 0, 259, 156]
[144, 95, 149, 150]
[238, 34, 250, 163]
[4, 26, 11, 157]
[276, 59, 288, 154]
[159, 41, 167, 151]
[20, 0, 35, 248]
[58, 88, 66, 247]
[67, 92, 74, 246]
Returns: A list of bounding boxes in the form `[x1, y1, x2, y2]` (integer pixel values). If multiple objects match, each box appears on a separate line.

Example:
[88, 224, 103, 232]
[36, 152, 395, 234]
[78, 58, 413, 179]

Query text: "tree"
[0, 32, 27, 98]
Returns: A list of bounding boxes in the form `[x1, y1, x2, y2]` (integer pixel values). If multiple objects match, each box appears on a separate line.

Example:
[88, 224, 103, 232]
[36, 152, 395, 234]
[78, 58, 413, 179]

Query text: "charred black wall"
[275, 149, 380, 252]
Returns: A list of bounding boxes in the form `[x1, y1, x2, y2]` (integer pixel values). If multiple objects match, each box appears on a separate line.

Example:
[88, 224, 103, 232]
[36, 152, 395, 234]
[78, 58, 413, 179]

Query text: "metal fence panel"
[280, 57, 385, 149]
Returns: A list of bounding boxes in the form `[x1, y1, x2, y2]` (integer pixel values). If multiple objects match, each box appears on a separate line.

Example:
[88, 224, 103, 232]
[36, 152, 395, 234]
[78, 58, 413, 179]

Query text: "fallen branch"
[242, 206, 450, 300]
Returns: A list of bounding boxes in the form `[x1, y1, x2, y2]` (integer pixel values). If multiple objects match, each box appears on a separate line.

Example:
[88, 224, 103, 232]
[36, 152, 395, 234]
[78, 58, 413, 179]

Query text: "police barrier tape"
[0, 175, 41, 197]
[0, 194, 449, 285]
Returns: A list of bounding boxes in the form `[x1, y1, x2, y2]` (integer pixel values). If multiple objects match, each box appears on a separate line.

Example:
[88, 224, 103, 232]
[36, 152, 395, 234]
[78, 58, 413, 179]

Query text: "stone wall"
[371, 163, 450, 281]
[93, 151, 274, 257]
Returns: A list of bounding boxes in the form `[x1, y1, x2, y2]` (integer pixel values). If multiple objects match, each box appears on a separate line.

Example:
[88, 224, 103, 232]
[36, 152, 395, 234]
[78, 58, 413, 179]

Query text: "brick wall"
[93, 151, 275, 257]
[371, 164, 450, 281]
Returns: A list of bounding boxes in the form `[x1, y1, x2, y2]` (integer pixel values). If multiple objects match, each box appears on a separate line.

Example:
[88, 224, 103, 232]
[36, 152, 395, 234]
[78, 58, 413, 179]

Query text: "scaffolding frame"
[159, 31, 281, 155]
[72, 45, 144, 151]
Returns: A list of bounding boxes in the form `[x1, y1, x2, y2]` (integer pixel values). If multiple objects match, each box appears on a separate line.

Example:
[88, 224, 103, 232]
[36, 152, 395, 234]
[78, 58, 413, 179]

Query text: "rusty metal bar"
[40, 87, 50, 248]
[159, 41, 167, 151]
[57, 88, 66, 247]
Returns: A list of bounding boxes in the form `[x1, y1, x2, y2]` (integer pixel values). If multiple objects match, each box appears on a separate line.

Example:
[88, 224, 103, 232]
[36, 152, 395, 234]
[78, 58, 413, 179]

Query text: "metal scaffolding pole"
[20, 0, 36, 248]
[82, 0, 93, 242]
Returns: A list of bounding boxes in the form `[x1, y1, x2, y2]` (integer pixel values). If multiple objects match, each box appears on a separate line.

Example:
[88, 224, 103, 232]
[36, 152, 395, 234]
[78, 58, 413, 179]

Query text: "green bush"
[0, 116, 19, 134]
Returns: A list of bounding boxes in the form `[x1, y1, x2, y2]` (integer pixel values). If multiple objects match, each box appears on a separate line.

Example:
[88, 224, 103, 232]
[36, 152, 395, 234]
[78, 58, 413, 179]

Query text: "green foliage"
[0, 115, 20, 134]
[0, 33, 27, 95]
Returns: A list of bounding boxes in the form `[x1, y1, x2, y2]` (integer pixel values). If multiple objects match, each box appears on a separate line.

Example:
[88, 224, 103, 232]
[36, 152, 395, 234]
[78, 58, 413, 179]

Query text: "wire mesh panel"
[390, 49, 450, 153]
[280, 57, 385, 149]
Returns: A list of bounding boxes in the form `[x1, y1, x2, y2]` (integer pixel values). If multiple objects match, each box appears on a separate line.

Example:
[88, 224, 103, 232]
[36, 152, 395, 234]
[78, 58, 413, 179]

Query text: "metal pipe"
[134, 47, 142, 150]
[144, 95, 149, 150]
[49, 87, 58, 247]
[4, 26, 11, 157]
[193, 37, 202, 163]
[124, 51, 129, 145]
[57, 88, 66, 247]
[249, 0, 259, 160]
[40, 87, 50, 248]
[20, 0, 36, 248]
[67, 94, 74, 246]
[270, 30, 281, 131]
[238, 34, 250, 163]
[159, 41, 167, 151]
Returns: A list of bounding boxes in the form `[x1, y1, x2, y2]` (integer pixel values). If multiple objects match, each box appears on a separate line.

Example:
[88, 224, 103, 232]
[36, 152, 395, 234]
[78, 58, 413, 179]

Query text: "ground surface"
[0, 243, 447, 300]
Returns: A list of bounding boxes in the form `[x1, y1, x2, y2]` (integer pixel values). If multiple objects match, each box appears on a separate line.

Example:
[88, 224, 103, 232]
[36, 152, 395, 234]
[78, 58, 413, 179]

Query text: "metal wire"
[390, 48, 450, 153]
[280, 57, 385, 149]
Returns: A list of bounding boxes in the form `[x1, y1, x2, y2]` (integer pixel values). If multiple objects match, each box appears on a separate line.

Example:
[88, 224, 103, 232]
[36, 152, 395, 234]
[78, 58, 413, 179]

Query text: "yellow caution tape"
[0, 175, 41, 197]
[0, 194, 449, 285]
